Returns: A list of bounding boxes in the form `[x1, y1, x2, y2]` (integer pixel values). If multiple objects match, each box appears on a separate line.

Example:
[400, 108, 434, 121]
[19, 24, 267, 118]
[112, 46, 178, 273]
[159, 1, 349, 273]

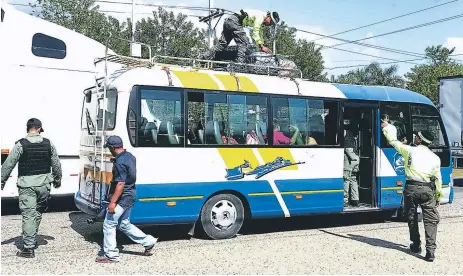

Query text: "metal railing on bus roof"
[94, 37, 303, 79]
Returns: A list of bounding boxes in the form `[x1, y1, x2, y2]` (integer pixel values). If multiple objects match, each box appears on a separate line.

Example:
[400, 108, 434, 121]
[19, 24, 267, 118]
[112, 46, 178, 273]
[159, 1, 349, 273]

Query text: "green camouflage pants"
[343, 148, 359, 204]
[404, 183, 440, 253]
[18, 185, 51, 249]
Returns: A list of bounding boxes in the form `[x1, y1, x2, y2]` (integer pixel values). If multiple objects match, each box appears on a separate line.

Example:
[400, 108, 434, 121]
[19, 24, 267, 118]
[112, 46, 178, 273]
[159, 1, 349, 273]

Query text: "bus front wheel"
[200, 193, 245, 240]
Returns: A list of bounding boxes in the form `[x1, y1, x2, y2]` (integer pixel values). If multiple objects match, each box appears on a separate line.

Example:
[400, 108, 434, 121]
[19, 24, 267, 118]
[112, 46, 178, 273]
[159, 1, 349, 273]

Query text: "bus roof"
[106, 66, 434, 107]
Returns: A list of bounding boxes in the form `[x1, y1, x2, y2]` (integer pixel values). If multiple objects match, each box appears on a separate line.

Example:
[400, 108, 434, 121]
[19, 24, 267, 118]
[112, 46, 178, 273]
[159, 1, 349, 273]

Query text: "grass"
[452, 168, 463, 178]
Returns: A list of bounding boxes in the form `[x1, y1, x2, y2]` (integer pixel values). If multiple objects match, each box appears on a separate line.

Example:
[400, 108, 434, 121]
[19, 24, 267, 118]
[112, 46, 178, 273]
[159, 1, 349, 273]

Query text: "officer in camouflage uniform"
[381, 118, 442, 262]
[1, 118, 62, 258]
[200, 9, 280, 63]
[343, 116, 360, 207]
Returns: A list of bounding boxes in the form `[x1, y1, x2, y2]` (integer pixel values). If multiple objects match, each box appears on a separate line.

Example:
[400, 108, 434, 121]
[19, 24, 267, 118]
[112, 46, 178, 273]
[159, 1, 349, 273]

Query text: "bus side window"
[138, 88, 183, 147]
[380, 103, 411, 148]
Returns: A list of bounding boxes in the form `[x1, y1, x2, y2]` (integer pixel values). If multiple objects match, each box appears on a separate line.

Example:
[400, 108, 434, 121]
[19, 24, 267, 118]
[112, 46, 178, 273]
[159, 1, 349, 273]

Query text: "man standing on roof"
[200, 9, 280, 63]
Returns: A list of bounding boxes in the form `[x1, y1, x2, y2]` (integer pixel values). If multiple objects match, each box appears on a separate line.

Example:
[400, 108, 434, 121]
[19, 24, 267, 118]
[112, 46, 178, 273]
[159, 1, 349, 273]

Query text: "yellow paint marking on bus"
[381, 187, 402, 191]
[257, 148, 298, 170]
[248, 189, 343, 197]
[139, 195, 204, 202]
[172, 71, 219, 90]
[218, 148, 261, 170]
[237, 76, 259, 92]
[214, 74, 239, 91]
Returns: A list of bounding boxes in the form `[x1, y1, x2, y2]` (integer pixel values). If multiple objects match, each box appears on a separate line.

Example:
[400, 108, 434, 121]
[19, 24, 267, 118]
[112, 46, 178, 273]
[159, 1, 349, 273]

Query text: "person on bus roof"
[95, 135, 157, 263]
[1, 118, 62, 258]
[199, 9, 280, 63]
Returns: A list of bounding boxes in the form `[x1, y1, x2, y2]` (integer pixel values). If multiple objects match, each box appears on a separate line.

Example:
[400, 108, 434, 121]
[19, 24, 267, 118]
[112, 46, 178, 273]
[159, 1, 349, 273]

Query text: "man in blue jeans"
[96, 135, 157, 263]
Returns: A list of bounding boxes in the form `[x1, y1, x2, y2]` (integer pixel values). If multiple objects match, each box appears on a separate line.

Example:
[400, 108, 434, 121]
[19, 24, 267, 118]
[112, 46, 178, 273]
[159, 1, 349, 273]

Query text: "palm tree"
[333, 62, 405, 88]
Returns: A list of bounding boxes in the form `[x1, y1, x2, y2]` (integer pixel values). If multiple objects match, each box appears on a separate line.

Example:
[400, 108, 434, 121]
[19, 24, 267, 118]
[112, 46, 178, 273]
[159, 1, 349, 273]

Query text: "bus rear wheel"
[200, 194, 245, 240]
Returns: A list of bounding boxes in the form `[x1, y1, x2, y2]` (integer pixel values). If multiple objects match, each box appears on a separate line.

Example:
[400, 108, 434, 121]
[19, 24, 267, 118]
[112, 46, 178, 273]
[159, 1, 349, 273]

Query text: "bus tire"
[200, 193, 245, 240]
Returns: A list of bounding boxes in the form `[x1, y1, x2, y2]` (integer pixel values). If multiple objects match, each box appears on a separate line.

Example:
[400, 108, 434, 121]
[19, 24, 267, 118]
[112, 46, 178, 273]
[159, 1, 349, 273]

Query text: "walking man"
[1, 118, 62, 258]
[95, 135, 157, 263]
[381, 118, 443, 262]
[200, 9, 280, 63]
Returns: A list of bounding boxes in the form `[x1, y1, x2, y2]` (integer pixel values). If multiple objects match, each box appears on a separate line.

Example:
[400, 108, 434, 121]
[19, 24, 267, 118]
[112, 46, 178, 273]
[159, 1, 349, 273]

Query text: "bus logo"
[393, 152, 405, 173]
[225, 157, 305, 180]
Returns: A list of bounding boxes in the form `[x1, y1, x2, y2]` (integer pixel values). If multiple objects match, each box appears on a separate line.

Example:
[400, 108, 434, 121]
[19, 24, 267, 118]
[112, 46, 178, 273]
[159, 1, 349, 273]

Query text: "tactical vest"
[344, 130, 359, 154]
[17, 138, 52, 176]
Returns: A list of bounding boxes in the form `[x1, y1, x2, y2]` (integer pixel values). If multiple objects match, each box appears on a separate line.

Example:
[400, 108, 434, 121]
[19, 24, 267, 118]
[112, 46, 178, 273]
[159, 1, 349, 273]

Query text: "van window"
[32, 33, 66, 59]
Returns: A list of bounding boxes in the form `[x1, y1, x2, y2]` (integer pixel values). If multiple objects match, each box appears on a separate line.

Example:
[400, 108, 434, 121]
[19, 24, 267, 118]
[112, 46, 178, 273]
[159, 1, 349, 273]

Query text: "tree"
[332, 62, 405, 88]
[405, 45, 463, 104]
[261, 22, 327, 81]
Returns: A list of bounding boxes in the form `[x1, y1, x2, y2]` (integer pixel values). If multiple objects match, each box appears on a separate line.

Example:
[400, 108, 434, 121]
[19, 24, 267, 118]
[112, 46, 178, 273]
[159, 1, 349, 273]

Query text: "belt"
[406, 180, 432, 187]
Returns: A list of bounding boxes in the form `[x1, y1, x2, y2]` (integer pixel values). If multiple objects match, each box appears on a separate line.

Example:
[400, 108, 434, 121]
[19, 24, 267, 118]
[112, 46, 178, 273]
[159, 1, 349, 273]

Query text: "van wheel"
[200, 194, 245, 240]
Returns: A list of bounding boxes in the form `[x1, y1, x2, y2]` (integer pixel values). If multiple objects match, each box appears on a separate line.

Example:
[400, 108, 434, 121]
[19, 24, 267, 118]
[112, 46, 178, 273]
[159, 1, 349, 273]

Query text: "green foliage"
[332, 62, 405, 88]
[405, 45, 463, 104]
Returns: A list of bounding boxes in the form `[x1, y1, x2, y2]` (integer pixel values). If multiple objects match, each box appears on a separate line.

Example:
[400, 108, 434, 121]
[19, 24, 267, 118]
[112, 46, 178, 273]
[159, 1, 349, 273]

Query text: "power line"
[296, 28, 427, 59]
[94, 0, 210, 12]
[309, 0, 460, 43]
[325, 13, 463, 49]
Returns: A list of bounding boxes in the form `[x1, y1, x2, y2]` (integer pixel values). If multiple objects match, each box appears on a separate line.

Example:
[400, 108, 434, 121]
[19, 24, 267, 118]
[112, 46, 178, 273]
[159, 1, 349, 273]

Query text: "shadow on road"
[1, 234, 55, 250]
[319, 229, 426, 260]
[1, 195, 78, 216]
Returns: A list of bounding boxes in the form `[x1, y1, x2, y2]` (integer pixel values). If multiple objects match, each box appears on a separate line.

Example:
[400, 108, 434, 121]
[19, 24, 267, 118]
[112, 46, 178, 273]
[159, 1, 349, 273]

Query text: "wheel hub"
[211, 200, 237, 230]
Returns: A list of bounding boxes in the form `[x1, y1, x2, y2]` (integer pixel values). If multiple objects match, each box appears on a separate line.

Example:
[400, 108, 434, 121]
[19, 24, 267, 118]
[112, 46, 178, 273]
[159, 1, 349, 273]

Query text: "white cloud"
[443, 37, 463, 55]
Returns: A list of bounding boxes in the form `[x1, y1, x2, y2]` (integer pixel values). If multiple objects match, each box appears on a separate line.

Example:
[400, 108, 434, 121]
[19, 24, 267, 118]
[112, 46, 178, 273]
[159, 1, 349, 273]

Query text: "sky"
[8, 0, 463, 78]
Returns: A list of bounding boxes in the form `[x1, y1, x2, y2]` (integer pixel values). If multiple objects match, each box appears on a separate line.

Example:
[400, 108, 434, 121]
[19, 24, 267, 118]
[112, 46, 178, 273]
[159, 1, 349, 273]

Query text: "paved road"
[2, 196, 462, 274]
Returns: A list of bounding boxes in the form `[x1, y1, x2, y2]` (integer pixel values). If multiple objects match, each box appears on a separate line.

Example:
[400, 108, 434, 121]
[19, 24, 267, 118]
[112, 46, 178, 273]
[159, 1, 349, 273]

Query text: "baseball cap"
[27, 118, 44, 132]
[104, 135, 123, 148]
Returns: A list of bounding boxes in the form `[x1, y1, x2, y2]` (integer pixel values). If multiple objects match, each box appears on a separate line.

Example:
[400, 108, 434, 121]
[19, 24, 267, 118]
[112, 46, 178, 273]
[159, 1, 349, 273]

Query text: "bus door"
[343, 102, 378, 209]
[378, 103, 411, 209]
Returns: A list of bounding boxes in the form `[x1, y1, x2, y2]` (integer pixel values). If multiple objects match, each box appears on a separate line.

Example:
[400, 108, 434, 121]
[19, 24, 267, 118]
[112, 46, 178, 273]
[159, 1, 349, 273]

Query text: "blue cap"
[104, 135, 123, 148]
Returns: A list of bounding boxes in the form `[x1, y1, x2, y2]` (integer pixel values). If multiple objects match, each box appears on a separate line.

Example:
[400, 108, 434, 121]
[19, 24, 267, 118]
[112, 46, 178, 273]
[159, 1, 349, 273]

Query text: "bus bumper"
[74, 192, 104, 220]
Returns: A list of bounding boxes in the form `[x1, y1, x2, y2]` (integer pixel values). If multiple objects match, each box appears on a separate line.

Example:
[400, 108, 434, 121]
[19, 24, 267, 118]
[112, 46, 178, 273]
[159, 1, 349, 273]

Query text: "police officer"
[381, 119, 443, 262]
[200, 9, 280, 63]
[343, 115, 359, 207]
[1, 118, 62, 258]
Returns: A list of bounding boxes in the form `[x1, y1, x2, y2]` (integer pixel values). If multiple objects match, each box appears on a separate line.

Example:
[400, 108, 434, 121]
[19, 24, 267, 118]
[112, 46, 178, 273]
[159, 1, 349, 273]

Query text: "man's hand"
[108, 202, 117, 214]
[436, 200, 440, 207]
[1, 181, 5, 191]
[53, 181, 61, 188]
[380, 120, 389, 129]
[260, 45, 271, 53]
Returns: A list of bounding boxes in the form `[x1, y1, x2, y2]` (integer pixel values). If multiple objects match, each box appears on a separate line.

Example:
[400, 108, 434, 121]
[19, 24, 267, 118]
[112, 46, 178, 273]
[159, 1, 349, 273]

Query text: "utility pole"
[131, 0, 135, 43]
[208, 0, 214, 49]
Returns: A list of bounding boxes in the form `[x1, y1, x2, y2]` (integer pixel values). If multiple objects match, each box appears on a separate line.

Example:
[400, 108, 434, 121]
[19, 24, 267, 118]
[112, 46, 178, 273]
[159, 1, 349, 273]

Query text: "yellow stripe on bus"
[257, 148, 298, 170]
[213, 74, 259, 92]
[248, 189, 343, 197]
[139, 195, 204, 202]
[218, 148, 261, 169]
[172, 71, 219, 90]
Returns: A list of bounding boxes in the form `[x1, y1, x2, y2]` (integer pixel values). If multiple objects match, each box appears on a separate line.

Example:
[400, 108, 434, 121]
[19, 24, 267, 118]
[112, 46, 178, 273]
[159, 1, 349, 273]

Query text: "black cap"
[27, 118, 44, 132]
[270, 11, 280, 24]
[104, 135, 123, 148]
[418, 130, 434, 144]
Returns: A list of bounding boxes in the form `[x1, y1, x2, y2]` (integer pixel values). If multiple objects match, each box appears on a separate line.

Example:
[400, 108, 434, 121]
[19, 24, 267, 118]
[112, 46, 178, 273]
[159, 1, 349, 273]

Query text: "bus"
[75, 50, 455, 240]
[0, 4, 118, 200]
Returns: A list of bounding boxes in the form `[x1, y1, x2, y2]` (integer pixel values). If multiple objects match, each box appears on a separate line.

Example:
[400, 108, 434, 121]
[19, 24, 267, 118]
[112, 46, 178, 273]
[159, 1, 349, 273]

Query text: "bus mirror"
[85, 91, 92, 103]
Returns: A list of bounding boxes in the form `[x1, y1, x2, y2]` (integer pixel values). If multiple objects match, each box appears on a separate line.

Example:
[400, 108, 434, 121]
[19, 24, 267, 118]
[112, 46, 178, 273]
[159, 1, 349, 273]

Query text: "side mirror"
[85, 91, 92, 103]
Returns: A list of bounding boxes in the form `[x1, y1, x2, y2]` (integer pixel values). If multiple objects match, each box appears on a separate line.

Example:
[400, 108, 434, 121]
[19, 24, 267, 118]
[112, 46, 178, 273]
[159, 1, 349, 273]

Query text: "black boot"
[425, 251, 435, 262]
[410, 242, 422, 254]
[16, 248, 35, 258]
[351, 200, 359, 207]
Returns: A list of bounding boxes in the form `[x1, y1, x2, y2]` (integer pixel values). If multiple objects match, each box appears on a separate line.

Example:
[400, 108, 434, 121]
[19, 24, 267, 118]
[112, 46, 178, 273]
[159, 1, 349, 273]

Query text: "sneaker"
[425, 251, 435, 262]
[16, 248, 35, 258]
[410, 242, 422, 254]
[144, 239, 158, 256]
[95, 255, 119, 263]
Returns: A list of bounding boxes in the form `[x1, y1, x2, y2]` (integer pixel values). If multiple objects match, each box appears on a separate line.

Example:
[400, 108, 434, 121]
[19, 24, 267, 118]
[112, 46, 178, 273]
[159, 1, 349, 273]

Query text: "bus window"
[271, 97, 338, 146]
[411, 105, 446, 148]
[244, 95, 268, 145]
[138, 89, 183, 146]
[380, 103, 411, 148]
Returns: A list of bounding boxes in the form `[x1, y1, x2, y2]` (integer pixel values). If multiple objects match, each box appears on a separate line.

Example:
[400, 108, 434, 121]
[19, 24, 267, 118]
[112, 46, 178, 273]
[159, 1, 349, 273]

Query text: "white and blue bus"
[75, 53, 455, 240]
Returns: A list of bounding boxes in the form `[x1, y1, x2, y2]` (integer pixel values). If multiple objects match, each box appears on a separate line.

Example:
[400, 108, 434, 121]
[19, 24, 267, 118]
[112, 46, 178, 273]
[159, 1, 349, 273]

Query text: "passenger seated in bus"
[273, 120, 299, 145]
[221, 125, 239, 145]
[305, 134, 318, 145]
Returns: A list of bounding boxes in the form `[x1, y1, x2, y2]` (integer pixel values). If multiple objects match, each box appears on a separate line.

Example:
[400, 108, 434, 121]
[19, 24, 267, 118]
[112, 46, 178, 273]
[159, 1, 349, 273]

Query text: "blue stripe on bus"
[130, 180, 284, 224]
[275, 178, 344, 215]
[332, 84, 434, 105]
